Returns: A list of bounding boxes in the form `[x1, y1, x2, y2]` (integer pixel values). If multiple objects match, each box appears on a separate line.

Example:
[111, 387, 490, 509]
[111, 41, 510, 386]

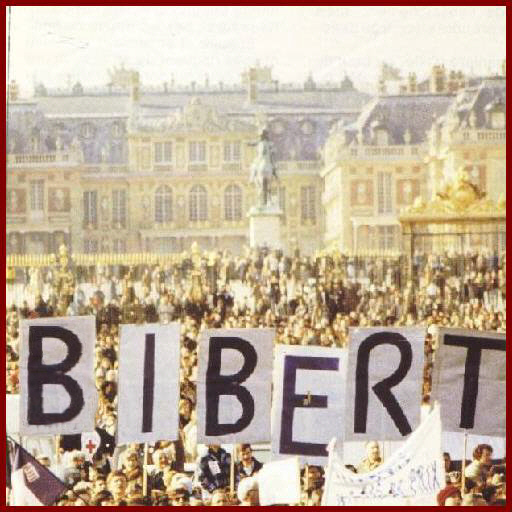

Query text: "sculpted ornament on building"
[137, 98, 256, 134]
[401, 169, 505, 218]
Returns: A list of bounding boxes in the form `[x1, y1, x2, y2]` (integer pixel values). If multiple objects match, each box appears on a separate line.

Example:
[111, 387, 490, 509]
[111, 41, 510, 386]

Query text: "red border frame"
[2, 3, 509, 510]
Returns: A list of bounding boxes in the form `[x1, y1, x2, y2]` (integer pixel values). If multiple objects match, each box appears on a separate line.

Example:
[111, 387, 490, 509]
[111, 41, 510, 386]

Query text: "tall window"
[84, 239, 98, 253]
[189, 141, 206, 162]
[155, 185, 173, 223]
[300, 186, 316, 224]
[30, 180, 44, 211]
[83, 191, 98, 228]
[224, 185, 242, 220]
[154, 142, 172, 163]
[113, 239, 126, 253]
[112, 189, 127, 228]
[278, 186, 286, 216]
[189, 185, 207, 221]
[377, 172, 393, 214]
[378, 226, 395, 251]
[223, 141, 241, 162]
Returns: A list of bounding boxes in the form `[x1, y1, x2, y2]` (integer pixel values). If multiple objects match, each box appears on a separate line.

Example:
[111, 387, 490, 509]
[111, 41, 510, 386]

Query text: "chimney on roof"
[247, 67, 258, 104]
[430, 65, 446, 94]
[205, 75, 209, 89]
[8, 80, 19, 102]
[273, 80, 279, 92]
[457, 71, 465, 90]
[304, 73, 316, 91]
[128, 71, 140, 131]
[163, 82, 168, 93]
[130, 71, 140, 102]
[219, 81, 223, 91]
[407, 72, 417, 94]
[378, 78, 386, 96]
[191, 81, 196, 92]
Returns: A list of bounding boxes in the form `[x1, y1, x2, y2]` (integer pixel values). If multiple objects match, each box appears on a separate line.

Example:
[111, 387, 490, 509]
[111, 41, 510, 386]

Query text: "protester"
[357, 441, 382, 473]
[464, 444, 493, 484]
[197, 444, 231, 494]
[235, 444, 263, 485]
[5, 246, 506, 505]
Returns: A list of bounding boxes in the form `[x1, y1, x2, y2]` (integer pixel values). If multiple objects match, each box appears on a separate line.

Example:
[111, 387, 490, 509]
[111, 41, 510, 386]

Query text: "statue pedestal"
[248, 204, 283, 250]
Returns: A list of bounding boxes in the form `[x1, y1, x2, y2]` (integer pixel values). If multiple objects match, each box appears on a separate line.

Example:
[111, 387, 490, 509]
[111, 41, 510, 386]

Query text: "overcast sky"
[6, 6, 506, 96]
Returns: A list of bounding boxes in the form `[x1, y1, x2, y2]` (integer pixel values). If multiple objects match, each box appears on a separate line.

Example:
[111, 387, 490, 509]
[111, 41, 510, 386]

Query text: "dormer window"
[371, 118, 388, 145]
[111, 122, 123, 137]
[81, 123, 94, 138]
[491, 111, 505, 129]
[272, 120, 285, 135]
[301, 120, 315, 135]
[485, 99, 505, 129]
[469, 110, 477, 129]
[376, 128, 388, 146]
[403, 128, 411, 145]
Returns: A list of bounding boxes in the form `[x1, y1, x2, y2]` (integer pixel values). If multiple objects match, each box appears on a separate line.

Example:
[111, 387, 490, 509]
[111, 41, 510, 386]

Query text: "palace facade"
[6, 63, 506, 256]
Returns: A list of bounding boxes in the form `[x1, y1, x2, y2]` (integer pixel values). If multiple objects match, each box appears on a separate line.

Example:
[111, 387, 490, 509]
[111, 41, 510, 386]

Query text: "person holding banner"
[464, 443, 493, 485]
[235, 444, 263, 485]
[106, 470, 128, 505]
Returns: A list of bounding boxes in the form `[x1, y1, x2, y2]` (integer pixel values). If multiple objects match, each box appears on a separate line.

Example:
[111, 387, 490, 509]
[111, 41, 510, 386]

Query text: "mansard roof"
[447, 77, 506, 129]
[33, 86, 370, 118]
[338, 93, 454, 145]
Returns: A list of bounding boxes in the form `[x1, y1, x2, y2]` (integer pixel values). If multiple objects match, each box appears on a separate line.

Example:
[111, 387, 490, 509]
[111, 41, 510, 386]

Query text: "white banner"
[7, 394, 20, 435]
[117, 323, 181, 444]
[432, 328, 505, 437]
[323, 405, 445, 506]
[258, 457, 301, 506]
[345, 327, 425, 441]
[20, 316, 96, 435]
[271, 345, 347, 466]
[197, 328, 273, 444]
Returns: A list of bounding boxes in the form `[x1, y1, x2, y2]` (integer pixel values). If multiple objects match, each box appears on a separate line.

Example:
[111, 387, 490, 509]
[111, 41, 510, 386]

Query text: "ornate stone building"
[322, 93, 453, 252]
[425, 77, 506, 202]
[6, 66, 369, 255]
[7, 64, 505, 257]
[322, 71, 506, 253]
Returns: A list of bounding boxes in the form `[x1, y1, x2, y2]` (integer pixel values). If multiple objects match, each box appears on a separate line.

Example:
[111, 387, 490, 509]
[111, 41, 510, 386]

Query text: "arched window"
[155, 185, 173, 223]
[189, 185, 207, 221]
[224, 184, 242, 221]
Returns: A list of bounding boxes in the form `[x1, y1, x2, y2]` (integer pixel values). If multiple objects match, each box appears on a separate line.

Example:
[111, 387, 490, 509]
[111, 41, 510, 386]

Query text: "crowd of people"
[6, 246, 506, 505]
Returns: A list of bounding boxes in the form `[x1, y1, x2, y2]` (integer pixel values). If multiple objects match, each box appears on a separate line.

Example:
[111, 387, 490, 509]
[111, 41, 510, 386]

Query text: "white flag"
[258, 457, 301, 506]
[81, 431, 101, 461]
[323, 405, 445, 506]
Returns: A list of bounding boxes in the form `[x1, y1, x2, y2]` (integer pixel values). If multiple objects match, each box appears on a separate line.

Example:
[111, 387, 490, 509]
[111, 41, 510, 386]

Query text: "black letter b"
[205, 337, 257, 436]
[27, 325, 84, 425]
